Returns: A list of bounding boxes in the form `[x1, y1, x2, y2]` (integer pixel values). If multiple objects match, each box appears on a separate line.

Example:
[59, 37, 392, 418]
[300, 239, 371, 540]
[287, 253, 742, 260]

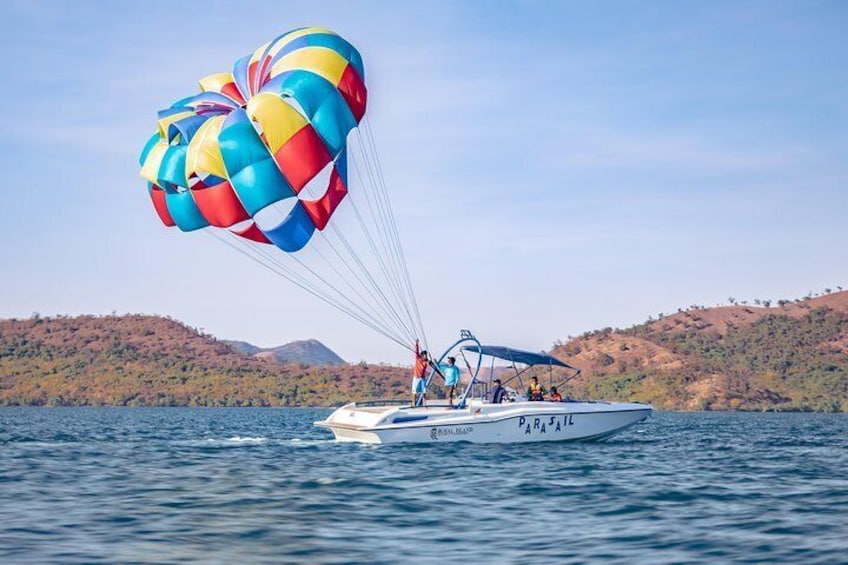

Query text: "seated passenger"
[526, 376, 546, 401]
[549, 386, 563, 402]
[489, 379, 506, 404]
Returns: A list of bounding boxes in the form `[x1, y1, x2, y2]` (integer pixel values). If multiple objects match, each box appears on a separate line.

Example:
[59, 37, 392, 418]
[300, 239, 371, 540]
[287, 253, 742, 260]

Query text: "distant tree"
[754, 299, 762, 306]
[728, 297, 736, 305]
[597, 353, 615, 367]
[824, 288, 832, 294]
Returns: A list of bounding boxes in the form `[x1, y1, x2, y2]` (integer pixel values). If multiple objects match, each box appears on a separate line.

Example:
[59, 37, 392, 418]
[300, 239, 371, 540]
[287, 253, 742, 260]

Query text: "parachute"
[139, 27, 425, 350]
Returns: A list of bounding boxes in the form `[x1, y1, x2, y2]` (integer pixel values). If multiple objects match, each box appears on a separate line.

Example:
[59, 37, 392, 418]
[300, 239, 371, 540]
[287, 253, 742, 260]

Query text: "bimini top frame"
[416, 332, 583, 409]
[461, 344, 581, 395]
[461, 345, 574, 369]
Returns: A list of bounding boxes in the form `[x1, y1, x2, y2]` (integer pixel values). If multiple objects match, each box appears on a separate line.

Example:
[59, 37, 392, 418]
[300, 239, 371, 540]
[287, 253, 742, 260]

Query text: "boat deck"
[350, 405, 393, 414]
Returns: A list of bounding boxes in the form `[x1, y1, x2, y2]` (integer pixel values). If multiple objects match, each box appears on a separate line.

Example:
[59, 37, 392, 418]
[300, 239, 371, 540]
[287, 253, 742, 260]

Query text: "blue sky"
[1, 1, 846, 364]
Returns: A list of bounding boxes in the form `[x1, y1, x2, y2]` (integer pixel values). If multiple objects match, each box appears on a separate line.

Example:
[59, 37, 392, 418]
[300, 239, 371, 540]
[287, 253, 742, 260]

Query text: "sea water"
[0, 408, 845, 564]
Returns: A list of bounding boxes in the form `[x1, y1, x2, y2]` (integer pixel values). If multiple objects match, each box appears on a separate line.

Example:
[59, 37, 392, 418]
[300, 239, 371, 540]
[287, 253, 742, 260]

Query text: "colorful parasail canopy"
[139, 27, 367, 252]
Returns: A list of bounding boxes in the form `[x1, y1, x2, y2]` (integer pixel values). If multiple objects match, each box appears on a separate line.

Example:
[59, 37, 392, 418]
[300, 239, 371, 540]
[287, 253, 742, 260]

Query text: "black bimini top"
[461, 345, 575, 369]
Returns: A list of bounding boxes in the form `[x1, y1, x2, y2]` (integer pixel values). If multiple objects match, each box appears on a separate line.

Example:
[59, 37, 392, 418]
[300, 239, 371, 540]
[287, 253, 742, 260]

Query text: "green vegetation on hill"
[547, 293, 848, 412]
[1, 291, 846, 411]
[0, 315, 407, 407]
[623, 307, 848, 412]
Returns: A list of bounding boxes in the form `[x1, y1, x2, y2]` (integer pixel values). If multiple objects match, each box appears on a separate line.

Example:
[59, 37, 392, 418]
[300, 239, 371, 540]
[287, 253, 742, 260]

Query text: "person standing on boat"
[527, 376, 546, 401]
[439, 356, 461, 409]
[412, 339, 430, 407]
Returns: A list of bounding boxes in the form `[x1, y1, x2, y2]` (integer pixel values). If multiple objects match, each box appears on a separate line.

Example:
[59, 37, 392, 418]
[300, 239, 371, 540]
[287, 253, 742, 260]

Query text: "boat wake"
[174, 436, 270, 447]
[221, 436, 267, 444]
[289, 438, 341, 447]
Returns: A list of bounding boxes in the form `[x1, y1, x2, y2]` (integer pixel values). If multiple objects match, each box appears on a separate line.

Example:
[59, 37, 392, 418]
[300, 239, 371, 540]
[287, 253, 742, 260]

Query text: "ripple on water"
[0, 408, 846, 563]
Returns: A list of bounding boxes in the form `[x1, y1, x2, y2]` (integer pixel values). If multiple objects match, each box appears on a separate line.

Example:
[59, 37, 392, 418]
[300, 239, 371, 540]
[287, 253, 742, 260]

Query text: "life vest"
[550, 392, 563, 402]
[491, 386, 505, 404]
[528, 382, 544, 401]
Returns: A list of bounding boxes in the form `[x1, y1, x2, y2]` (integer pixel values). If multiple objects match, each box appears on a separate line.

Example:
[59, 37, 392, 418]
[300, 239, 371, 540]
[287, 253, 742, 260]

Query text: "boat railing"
[419, 331, 483, 409]
[350, 399, 410, 408]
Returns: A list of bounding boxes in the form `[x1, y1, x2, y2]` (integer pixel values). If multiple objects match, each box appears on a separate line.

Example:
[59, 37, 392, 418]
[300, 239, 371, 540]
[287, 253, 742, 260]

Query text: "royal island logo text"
[430, 426, 473, 440]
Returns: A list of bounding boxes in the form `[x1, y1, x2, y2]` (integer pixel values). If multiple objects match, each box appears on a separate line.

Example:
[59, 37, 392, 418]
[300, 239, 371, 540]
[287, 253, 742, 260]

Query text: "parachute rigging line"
[140, 28, 425, 351]
[363, 117, 427, 346]
[206, 230, 413, 352]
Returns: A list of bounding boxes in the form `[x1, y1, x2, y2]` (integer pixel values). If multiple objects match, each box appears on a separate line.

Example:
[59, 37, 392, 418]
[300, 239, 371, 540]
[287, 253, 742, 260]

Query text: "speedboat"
[314, 332, 653, 444]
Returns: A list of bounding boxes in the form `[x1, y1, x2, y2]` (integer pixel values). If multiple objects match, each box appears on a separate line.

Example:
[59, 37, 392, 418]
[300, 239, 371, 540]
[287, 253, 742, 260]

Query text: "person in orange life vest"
[549, 386, 563, 402]
[412, 339, 435, 407]
[527, 376, 546, 401]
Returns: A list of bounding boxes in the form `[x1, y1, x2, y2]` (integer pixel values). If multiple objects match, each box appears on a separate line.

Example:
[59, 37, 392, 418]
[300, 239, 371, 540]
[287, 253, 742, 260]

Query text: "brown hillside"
[644, 291, 848, 336]
[0, 314, 409, 407]
[560, 334, 684, 376]
[549, 291, 848, 411]
[2, 291, 846, 411]
[2, 314, 241, 363]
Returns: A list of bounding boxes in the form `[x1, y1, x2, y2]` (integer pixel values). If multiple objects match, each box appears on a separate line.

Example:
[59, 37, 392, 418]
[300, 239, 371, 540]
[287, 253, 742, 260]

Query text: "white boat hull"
[315, 400, 652, 445]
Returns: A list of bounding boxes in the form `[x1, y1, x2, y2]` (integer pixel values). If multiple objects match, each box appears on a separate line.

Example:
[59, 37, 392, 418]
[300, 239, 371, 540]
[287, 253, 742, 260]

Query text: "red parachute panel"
[232, 222, 272, 244]
[274, 124, 332, 193]
[149, 185, 176, 226]
[221, 82, 246, 106]
[337, 64, 367, 123]
[191, 180, 250, 227]
[302, 167, 348, 230]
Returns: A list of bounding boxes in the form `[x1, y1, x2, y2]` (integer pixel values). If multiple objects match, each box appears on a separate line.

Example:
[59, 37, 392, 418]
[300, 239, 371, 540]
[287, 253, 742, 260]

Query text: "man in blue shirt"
[440, 356, 461, 409]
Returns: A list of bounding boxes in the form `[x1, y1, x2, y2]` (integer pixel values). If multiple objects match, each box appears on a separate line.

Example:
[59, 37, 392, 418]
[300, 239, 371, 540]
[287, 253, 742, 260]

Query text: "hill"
[225, 339, 345, 365]
[545, 291, 848, 412]
[0, 315, 405, 407]
[224, 340, 262, 356]
[1, 291, 846, 410]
